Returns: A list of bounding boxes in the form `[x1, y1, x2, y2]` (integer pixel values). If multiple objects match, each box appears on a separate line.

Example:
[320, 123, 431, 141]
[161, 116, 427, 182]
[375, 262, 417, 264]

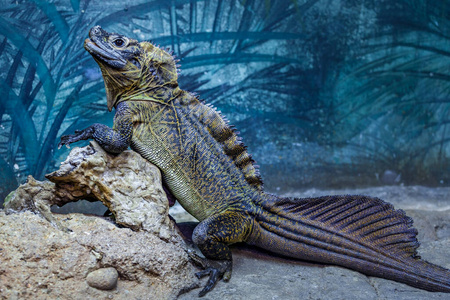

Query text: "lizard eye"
[113, 38, 125, 47]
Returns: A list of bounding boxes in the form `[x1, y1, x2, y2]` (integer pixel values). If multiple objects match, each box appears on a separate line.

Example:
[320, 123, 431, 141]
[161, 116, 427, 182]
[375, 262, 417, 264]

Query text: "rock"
[4, 141, 173, 238]
[48, 141, 173, 237]
[1, 141, 199, 299]
[380, 170, 401, 185]
[0, 210, 199, 299]
[86, 267, 119, 290]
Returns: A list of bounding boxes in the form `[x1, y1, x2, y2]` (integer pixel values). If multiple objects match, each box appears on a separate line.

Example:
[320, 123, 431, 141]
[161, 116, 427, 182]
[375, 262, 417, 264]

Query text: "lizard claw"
[58, 127, 94, 149]
[58, 134, 78, 149]
[187, 250, 232, 297]
[196, 267, 221, 297]
[58, 135, 71, 149]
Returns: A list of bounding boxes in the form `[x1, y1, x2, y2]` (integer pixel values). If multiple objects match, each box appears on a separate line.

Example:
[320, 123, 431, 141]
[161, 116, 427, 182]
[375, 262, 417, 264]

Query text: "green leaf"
[151, 31, 305, 45]
[182, 53, 302, 68]
[70, 0, 80, 12]
[29, 0, 70, 42]
[0, 16, 56, 109]
[0, 81, 38, 171]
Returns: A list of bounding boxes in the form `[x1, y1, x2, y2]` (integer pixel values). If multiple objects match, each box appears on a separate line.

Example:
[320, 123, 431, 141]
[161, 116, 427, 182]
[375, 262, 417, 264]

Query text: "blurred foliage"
[332, 0, 450, 186]
[0, 0, 449, 203]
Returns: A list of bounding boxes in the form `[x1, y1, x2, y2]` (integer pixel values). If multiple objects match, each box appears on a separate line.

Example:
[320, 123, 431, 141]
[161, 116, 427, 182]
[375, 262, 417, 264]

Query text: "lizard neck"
[118, 83, 182, 105]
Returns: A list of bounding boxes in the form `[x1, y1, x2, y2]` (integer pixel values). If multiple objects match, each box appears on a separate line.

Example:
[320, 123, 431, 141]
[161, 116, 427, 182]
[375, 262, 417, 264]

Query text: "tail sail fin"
[248, 195, 450, 292]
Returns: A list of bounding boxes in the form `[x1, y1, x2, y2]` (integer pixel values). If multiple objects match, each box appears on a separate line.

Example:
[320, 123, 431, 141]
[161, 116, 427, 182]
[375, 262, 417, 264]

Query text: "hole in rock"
[51, 200, 109, 216]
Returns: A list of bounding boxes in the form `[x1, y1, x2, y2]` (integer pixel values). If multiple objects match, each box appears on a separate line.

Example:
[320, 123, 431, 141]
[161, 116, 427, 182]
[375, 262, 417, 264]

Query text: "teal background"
[1, 0, 449, 205]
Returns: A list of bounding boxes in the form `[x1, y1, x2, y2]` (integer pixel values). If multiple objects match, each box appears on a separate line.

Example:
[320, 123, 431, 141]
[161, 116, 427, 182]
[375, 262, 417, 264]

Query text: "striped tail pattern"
[247, 195, 450, 292]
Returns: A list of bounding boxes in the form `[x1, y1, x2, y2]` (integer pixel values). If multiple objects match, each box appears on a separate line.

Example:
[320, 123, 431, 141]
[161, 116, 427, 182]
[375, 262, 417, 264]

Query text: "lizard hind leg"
[191, 210, 254, 297]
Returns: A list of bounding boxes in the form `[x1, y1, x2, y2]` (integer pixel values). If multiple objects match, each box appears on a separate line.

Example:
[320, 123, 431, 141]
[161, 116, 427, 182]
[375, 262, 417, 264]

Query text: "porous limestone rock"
[5, 141, 173, 238]
[0, 210, 198, 299]
[1, 141, 199, 299]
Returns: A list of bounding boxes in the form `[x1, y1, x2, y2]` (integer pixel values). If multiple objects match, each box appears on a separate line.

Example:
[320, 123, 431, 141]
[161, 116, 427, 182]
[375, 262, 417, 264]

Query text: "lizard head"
[84, 26, 179, 111]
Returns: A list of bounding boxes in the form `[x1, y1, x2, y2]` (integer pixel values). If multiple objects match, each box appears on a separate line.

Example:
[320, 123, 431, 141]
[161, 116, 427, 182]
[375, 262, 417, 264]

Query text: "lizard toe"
[197, 267, 220, 297]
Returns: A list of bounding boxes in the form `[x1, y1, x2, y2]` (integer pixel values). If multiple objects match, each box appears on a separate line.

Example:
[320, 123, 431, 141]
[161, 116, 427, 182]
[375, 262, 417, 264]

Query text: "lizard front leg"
[191, 209, 254, 297]
[58, 102, 133, 154]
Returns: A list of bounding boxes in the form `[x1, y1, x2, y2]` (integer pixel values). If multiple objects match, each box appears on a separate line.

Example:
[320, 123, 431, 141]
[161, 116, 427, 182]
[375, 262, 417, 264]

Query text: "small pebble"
[86, 267, 118, 290]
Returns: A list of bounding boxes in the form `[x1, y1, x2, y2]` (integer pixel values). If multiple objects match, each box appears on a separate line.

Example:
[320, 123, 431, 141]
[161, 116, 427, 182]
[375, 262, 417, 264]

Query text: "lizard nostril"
[92, 25, 101, 35]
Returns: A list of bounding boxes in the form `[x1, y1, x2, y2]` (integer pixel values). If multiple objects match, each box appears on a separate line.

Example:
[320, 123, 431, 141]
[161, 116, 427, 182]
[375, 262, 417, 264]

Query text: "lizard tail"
[248, 194, 450, 292]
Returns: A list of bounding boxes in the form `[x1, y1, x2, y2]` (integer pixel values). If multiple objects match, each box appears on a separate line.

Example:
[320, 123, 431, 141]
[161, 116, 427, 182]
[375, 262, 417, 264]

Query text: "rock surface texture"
[1, 142, 198, 299]
[0, 211, 198, 299]
[4, 141, 173, 237]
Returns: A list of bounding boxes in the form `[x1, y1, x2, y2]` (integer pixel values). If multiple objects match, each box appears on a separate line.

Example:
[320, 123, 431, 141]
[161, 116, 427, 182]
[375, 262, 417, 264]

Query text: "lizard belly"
[127, 99, 254, 221]
[131, 135, 215, 221]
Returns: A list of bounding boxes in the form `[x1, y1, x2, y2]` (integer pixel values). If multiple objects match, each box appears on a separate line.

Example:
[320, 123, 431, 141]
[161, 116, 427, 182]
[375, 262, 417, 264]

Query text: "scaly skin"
[59, 26, 450, 297]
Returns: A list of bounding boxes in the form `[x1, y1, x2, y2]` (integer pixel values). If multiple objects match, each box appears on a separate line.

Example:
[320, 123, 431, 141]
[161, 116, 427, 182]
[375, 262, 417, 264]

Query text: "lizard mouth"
[84, 38, 127, 68]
